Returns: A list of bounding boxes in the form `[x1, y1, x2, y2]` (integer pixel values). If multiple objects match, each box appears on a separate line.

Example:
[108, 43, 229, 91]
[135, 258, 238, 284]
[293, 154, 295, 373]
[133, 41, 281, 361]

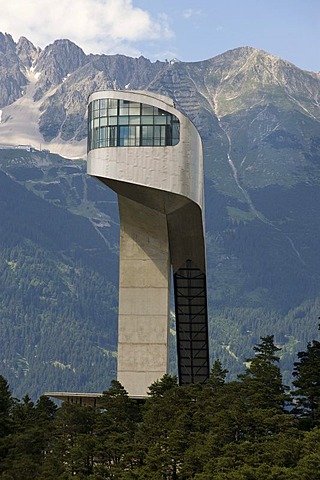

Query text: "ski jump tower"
[87, 90, 209, 397]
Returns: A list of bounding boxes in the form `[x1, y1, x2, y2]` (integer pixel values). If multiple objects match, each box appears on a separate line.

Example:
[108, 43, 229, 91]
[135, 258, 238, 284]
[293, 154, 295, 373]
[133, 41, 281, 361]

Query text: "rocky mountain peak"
[0, 33, 28, 108]
[192, 46, 320, 120]
[33, 39, 88, 99]
[0, 32, 16, 55]
[16, 36, 40, 69]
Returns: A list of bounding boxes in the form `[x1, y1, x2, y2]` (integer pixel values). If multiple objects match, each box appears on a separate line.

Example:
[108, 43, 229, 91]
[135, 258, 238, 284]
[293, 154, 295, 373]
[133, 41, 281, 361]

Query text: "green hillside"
[1, 146, 320, 395]
[0, 149, 118, 398]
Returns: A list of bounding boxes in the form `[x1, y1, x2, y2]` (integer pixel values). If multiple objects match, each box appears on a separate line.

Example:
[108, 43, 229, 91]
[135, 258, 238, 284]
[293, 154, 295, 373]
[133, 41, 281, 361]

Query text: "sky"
[2, 0, 320, 72]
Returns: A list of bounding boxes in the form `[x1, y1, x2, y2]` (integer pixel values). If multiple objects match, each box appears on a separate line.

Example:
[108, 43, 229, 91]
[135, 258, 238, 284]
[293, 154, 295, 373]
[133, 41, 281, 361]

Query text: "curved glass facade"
[88, 98, 180, 151]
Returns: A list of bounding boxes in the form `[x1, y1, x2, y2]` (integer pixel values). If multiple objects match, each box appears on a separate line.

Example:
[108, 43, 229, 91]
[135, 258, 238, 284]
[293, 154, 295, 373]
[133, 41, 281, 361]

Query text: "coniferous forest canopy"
[1, 335, 320, 479]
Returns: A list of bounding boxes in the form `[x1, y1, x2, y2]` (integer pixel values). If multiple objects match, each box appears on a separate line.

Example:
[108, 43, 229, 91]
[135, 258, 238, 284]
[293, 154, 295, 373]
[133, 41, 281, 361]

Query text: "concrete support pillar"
[117, 195, 171, 397]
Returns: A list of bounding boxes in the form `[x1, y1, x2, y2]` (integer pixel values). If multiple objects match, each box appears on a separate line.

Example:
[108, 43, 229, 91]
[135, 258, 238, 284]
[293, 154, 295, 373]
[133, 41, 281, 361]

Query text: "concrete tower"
[87, 90, 209, 397]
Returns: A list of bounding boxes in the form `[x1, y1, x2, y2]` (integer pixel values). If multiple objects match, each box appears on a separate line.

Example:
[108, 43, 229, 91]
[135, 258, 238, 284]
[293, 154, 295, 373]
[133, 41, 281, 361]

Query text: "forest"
[1, 334, 320, 479]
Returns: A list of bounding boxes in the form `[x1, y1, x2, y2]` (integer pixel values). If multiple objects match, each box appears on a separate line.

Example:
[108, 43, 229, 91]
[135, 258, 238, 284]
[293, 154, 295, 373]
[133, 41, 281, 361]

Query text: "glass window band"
[88, 98, 180, 151]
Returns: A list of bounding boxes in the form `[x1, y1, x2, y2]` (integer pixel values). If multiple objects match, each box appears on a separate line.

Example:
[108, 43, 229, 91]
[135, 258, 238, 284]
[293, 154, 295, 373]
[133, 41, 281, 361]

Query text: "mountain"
[0, 148, 121, 398]
[1, 34, 320, 396]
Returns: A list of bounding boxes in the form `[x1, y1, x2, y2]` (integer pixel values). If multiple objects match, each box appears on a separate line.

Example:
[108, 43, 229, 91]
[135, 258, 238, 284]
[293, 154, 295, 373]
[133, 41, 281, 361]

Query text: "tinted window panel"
[88, 98, 180, 150]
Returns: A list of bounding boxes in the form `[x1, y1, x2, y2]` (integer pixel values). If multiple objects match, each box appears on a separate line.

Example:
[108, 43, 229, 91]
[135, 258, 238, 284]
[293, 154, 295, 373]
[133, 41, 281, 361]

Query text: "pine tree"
[0, 376, 13, 438]
[41, 401, 96, 479]
[132, 376, 191, 479]
[92, 380, 140, 478]
[207, 359, 228, 390]
[0, 376, 14, 474]
[2, 394, 57, 480]
[239, 335, 287, 411]
[235, 335, 294, 442]
[147, 373, 178, 397]
[292, 327, 320, 427]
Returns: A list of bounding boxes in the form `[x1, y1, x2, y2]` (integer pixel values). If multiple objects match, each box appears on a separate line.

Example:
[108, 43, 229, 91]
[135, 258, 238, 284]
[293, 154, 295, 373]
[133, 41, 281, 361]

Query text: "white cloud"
[1, 0, 173, 55]
[182, 9, 202, 20]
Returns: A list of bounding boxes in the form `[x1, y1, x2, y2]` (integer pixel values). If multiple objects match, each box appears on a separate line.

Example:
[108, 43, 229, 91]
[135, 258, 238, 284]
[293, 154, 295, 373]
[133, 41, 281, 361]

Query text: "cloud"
[1, 0, 173, 55]
[182, 9, 202, 20]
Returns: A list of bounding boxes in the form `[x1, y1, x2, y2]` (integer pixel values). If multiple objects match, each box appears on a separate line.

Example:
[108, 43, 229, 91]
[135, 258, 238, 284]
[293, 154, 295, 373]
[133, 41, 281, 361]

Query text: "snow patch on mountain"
[0, 71, 86, 159]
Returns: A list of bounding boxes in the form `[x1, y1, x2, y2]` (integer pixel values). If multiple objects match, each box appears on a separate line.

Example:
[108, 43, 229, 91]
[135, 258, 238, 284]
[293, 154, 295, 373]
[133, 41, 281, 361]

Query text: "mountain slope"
[0, 149, 119, 398]
[1, 35, 320, 394]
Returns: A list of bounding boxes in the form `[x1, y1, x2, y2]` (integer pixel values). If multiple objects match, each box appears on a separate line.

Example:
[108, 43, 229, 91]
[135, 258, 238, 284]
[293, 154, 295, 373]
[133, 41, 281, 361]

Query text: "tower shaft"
[87, 90, 210, 396]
